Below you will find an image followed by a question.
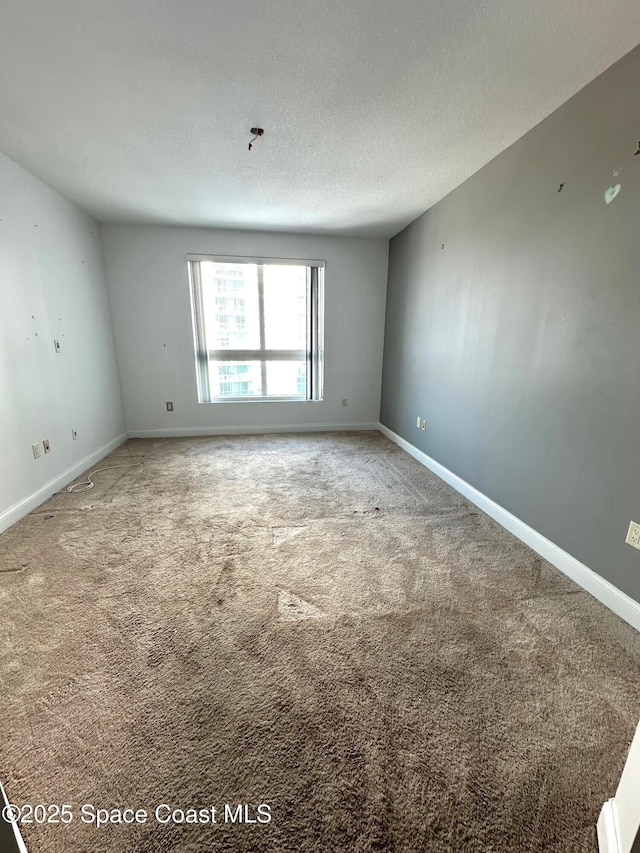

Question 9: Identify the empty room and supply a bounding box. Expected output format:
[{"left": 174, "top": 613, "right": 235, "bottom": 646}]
[{"left": 1, "top": 1, "right": 640, "bottom": 851}]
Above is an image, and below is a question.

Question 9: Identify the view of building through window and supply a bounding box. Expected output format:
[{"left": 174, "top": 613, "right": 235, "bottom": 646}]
[{"left": 189, "top": 258, "right": 323, "bottom": 401}]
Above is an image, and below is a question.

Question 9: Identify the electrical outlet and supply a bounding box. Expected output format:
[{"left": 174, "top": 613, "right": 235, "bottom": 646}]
[
  {"left": 166, "top": 401, "right": 174, "bottom": 412},
  {"left": 416, "top": 416, "right": 421, "bottom": 428},
  {"left": 421, "top": 419, "right": 426, "bottom": 430},
  {"left": 341, "top": 398, "right": 348, "bottom": 408},
  {"left": 626, "top": 521, "right": 640, "bottom": 550},
  {"left": 71, "top": 428, "right": 78, "bottom": 440},
  {"left": 32, "top": 443, "right": 41, "bottom": 459},
  {"left": 54, "top": 339, "right": 61, "bottom": 353},
  {"left": 43, "top": 438, "right": 51, "bottom": 453}
]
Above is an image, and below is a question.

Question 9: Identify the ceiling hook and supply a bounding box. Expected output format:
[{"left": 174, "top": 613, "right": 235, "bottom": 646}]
[{"left": 248, "top": 127, "right": 264, "bottom": 151}]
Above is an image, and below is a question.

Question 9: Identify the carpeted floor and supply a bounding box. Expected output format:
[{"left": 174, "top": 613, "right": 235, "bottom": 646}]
[{"left": 1, "top": 431, "right": 639, "bottom": 853}]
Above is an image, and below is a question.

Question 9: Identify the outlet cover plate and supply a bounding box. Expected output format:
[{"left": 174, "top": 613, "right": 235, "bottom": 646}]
[{"left": 626, "top": 521, "right": 640, "bottom": 550}]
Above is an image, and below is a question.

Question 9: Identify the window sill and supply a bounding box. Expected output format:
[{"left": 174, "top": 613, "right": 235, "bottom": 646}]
[{"left": 199, "top": 396, "right": 322, "bottom": 404}]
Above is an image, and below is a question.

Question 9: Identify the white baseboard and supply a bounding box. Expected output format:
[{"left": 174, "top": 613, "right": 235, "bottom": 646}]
[
  {"left": 128, "top": 422, "right": 379, "bottom": 438},
  {"left": 0, "top": 432, "right": 128, "bottom": 534},
  {"left": 598, "top": 800, "right": 621, "bottom": 853},
  {"left": 377, "top": 422, "right": 640, "bottom": 634}
]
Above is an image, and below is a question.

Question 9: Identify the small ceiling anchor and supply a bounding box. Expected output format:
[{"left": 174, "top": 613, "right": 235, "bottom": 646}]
[{"left": 248, "top": 127, "right": 264, "bottom": 151}]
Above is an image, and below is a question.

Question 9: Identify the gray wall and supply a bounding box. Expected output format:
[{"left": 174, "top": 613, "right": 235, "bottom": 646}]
[
  {"left": 380, "top": 45, "right": 640, "bottom": 602},
  {"left": 102, "top": 225, "right": 388, "bottom": 434}
]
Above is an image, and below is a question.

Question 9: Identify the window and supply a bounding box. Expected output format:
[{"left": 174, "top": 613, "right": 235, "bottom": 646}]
[{"left": 188, "top": 255, "right": 324, "bottom": 402}]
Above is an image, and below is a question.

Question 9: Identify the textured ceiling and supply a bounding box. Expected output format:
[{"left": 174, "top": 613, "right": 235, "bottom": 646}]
[{"left": 0, "top": 1, "right": 639, "bottom": 238}]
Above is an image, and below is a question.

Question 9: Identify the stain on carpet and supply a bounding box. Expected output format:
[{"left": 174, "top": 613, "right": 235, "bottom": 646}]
[{"left": 277, "top": 590, "right": 326, "bottom": 622}]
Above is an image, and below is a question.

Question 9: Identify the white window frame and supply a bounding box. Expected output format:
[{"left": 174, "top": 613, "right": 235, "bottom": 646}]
[{"left": 187, "top": 254, "right": 325, "bottom": 403}]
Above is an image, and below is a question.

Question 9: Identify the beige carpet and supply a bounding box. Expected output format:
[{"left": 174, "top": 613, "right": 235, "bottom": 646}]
[{"left": 1, "top": 431, "right": 639, "bottom": 853}]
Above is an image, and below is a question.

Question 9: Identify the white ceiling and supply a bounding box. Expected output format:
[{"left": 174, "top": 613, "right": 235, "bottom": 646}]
[{"left": 1, "top": 1, "right": 639, "bottom": 239}]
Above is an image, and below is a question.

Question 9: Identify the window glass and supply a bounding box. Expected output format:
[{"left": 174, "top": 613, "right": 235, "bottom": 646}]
[
  {"left": 201, "top": 263, "right": 260, "bottom": 350},
  {"left": 265, "top": 361, "right": 307, "bottom": 397},
  {"left": 210, "top": 361, "right": 262, "bottom": 397},
  {"left": 189, "top": 257, "right": 323, "bottom": 402},
  {"left": 263, "top": 265, "right": 307, "bottom": 350}
]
